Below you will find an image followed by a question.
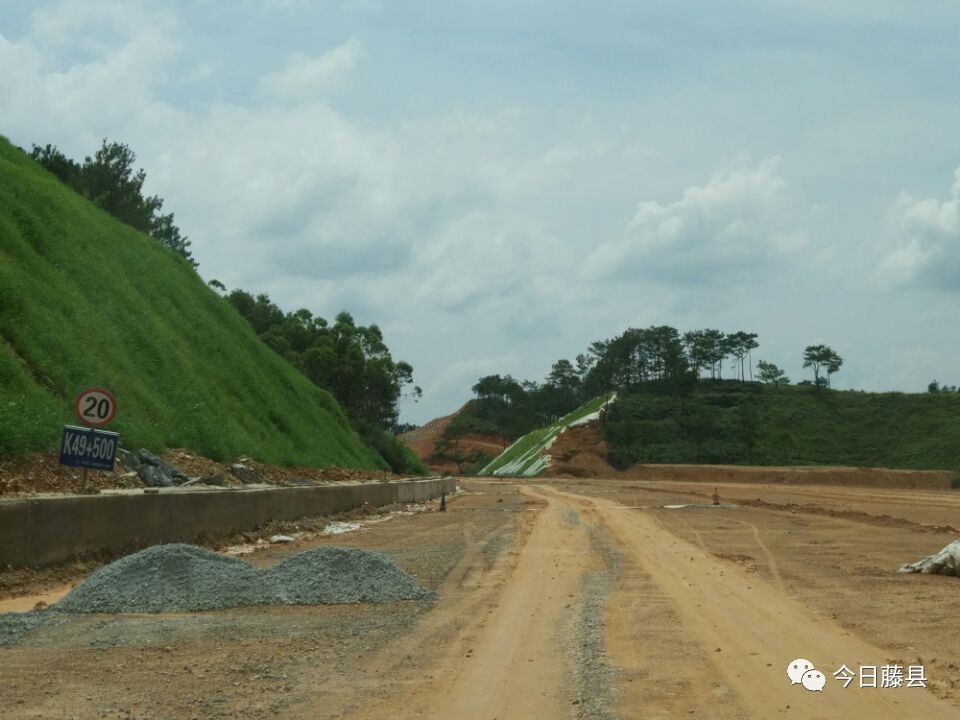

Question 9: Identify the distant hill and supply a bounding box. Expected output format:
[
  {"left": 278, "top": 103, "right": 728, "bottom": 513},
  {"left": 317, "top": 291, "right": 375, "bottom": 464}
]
[
  {"left": 399, "top": 405, "right": 467, "bottom": 460},
  {"left": 400, "top": 403, "right": 508, "bottom": 474},
  {"left": 475, "top": 382, "right": 960, "bottom": 477},
  {"left": 0, "top": 136, "right": 384, "bottom": 469},
  {"left": 604, "top": 381, "right": 960, "bottom": 472}
]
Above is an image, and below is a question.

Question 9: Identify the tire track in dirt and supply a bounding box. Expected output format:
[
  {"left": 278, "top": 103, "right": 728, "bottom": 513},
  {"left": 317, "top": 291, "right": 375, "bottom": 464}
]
[
  {"left": 282, "top": 505, "right": 530, "bottom": 720},
  {"left": 623, "top": 481, "right": 960, "bottom": 534},
  {"left": 336, "top": 487, "right": 595, "bottom": 720},
  {"left": 416, "top": 486, "right": 591, "bottom": 719},
  {"left": 730, "top": 518, "right": 788, "bottom": 594},
  {"left": 549, "top": 486, "right": 959, "bottom": 719}
]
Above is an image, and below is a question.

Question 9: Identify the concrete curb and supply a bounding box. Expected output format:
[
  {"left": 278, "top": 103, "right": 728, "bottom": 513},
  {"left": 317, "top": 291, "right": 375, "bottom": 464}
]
[{"left": 0, "top": 477, "right": 457, "bottom": 567}]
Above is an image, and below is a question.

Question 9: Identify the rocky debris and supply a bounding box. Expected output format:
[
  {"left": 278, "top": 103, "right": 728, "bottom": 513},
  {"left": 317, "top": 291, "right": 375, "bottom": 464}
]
[
  {"left": 1, "top": 449, "right": 412, "bottom": 497},
  {"left": 53, "top": 543, "right": 429, "bottom": 613},
  {"left": 199, "top": 472, "right": 226, "bottom": 486},
  {"left": 118, "top": 449, "right": 190, "bottom": 488},
  {"left": 322, "top": 521, "right": 362, "bottom": 535},
  {"left": 228, "top": 462, "right": 261, "bottom": 484},
  {"left": 0, "top": 452, "right": 143, "bottom": 495},
  {"left": 900, "top": 539, "right": 960, "bottom": 576}
]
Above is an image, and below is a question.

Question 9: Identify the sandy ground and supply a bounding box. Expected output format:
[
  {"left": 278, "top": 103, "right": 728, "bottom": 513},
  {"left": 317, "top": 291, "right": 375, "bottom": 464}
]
[{"left": 4, "top": 475, "right": 960, "bottom": 719}]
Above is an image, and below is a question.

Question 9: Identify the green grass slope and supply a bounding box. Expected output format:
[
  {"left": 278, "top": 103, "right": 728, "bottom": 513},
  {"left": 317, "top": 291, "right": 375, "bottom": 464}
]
[
  {"left": 479, "top": 394, "right": 614, "bottom": 476},
  {"left": 605, "top": 381, "right": 960, "bottom": 471},
  {"left": 0, "top": 136, "right": 384, "bottom": 468}
]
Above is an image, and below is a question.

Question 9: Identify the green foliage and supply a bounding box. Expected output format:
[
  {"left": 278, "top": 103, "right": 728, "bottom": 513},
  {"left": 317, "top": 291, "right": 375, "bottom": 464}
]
[
  {"left": 443, "top": 402, "right": 506, "bottom": 439},
  {"left": 30, "top": 140, "right": 196, "bottom": 267},
  {"left": 757, "top": 359, "right": 790, "bottom": 385},
  {"left": 223, "top": 292, "right": 425, "bottom": 474},
  {"left": 604, "top": 381, "right": 960, "bottom": 471},
  {"left": 465, "top": 453, "right": 495, "bottom": 475},
  {"left": 225, "top": 293, "right": 420, "bottom": 432},
  {"left": 0, "top": 136, "right": 383, "bottom": 469},
  {"left": 802, "top": 344, "right": 843, "bottom": 388},
  {"left": 353, "top": 420, "right": 429, "bottom": 475},
  {"left": 466, "top": 325, "right": 765, "bottom": 445}
]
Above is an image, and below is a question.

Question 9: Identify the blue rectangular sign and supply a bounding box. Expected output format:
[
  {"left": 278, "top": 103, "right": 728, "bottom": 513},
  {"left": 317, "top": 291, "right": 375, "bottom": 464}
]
[{"left": 59, "top": 425, "right": 120, "bottom": 471}]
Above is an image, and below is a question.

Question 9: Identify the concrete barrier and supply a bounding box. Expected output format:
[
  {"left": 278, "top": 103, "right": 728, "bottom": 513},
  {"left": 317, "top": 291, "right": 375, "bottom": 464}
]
[{"left": 0, "top": 477, "right": 457, "bottom": 567}]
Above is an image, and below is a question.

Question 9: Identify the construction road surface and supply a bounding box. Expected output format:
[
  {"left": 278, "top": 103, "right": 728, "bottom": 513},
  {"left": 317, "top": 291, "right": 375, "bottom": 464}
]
[{"left": 4, "top": 477, "right": 960, "bottom": 720}]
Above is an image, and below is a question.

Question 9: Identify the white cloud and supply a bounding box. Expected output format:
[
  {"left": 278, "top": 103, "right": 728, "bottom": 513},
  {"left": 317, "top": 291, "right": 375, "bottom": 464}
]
[
  {"left": 878, "top": 168, "right": 960, "bottom": 288},
  {"left": 0, "top": 2, "right": 178, "bottom": 152},
  {"left": 260, "top": 38, "right": 362, "bottom": 98},
  {"left": 29, "top": 0, "right": 175, "bottom": 49},
  {"left": 583, "top": 158, "right": 806, "bottom": 285},
  {"left": 6, "top": 0, "right": 960, "bottom": 424}
]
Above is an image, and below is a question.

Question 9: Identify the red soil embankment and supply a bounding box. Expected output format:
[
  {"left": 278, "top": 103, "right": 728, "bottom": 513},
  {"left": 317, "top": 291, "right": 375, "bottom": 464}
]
[{"left": 399, "top": 406, "right": 508, "bottom": 475}]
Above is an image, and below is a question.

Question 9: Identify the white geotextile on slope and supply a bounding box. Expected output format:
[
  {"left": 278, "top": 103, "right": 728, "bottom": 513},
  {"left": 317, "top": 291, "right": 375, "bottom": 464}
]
[
  {"left": 483, "top": 392, "right": 618, "bottom": 477},
  {"left": 900, "top": 539, "right": 960, "bottom": 576},
  {"left": 490, "top": 431, "right": 562, "bottom": 476},
  {"left": 567, "top": 393, "right": 617, "bottom": 428}
]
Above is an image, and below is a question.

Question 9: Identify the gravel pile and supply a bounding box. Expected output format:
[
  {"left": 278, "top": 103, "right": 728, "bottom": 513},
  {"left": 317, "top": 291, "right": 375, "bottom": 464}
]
[
  {"left": 56, "top": 545, "right": 258, "bottom": 613},
  {"left": 54, "top": 543, "right": 428, "bottom": 614},
  {"left": 265, "top": 546, "right": 429, "bottom": 604},
  {"left": 0, "top": 611, "right": 57, "bottom": 645}
]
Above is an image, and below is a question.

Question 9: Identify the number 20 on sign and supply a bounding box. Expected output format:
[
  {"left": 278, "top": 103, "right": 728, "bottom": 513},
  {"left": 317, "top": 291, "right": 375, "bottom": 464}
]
[
  {"left": 62, "top": 387, "right": 120, "bottom": 488},
  {"left": 74, "top": 387, "right": 117, "bottom": 427}
]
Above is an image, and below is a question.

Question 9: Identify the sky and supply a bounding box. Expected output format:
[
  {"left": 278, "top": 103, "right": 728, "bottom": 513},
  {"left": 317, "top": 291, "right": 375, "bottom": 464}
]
[{"left": 2, "top": 0, "right": 959, "bottom": 425}]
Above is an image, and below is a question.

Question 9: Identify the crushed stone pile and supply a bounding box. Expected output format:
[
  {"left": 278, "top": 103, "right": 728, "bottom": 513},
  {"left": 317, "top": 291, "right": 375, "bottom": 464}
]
[
  {"left": 55, "top": 545, "right": 259, "bottom": 613},
  {"left": 264, "top": 547, "right": 428, "bottom": 605},
  {"left": 0, "top": 611, "right": 57, "bottom": 646},
  {"left": 900, "top": 538, "right": 960, "bottom": 576},
  {"left": 54, "top": 543, "right": 429, "bottom": 614}
]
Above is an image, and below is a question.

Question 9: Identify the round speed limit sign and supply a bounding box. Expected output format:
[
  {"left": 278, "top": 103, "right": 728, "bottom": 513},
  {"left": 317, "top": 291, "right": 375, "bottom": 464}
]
[{"left": 74, "top": 387, "right": 117, "bottom": 427}]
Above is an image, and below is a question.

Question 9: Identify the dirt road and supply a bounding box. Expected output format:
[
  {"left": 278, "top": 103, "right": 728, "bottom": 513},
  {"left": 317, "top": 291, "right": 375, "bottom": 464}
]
[
  {"left": 340, "top": 483, "right": 959, "bottom": 719},
  {"left": 4, "top": 478, "right": 960, "bottom": 719},
  {"left": 555, "top": 486, "right": 957, "bottom": 719}
]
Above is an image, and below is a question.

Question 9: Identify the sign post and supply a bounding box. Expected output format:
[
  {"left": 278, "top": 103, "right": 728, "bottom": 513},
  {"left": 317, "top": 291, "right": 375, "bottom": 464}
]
[{"left": 60, "top": 387, "right": 119, "bottom": 493}]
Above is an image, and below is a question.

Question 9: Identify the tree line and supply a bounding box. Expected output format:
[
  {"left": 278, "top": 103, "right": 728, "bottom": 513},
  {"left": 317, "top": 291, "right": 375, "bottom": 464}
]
[
  {"left": 222, "top": 289, "right": 420, "bottom": 430},
  {"left": 465, "top": 325, "right": 844, "bottom": 440},
  {"left": 29, "top": 141, "right": 196, "bottom": 267},
  {"left": 217, "top": 288, "right": 422, "bottom": 472},
  {"left": 928, "top": 381, "right": 960, "bottom": 394},
  {"left": 25, "top": 139, "right": 422, "bottom": 472}
]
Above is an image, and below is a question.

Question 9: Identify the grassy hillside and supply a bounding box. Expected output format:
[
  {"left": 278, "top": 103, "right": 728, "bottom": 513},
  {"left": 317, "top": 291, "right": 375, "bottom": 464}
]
[
  {"left": 0, "top": 136, "right": 384, "bottom": 469},
  {"left": 479, "top": 394, "right": 614, "bottom": 476},
  {"left": 605, "top": 381, "right": 960, "bottom": 471}
]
